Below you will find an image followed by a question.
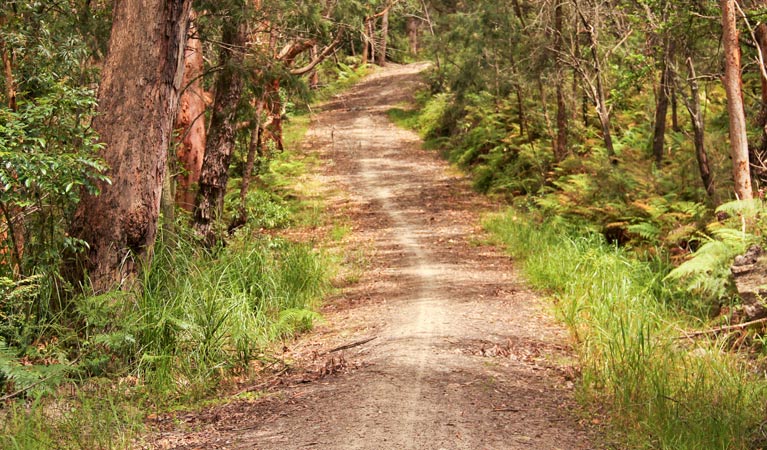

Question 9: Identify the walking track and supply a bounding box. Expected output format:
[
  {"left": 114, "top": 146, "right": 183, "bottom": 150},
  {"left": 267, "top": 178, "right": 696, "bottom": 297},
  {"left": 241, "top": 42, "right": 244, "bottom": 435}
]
[{"left": 149, "top": 63, "right": 594, "bottom": 450}]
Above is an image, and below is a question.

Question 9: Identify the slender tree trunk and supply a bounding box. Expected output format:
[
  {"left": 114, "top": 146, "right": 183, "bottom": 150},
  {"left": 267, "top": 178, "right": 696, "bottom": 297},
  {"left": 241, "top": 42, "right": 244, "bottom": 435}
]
[
  {"left": 231, "top": 99, "right": 265, "bottom": 231},
  {"left": 538, "top": 77, "right": 554, "bottom": 143},
  {"left": 368, "top": 19, "right": 376, "bottom": 64},
  {"left": 0, "top": 36, "right": 17, "bottom": 112},
  {"left": 684, "top": 58, "right": 717, "bottom": 202},
  {"left": 69, "top": 0, "right": 192, "bottom": 293},
  {"left": 265, "top": 79, "right": 284, "bottom": 152},
  {"left": 671, "top": 83, "right": 680, "bottom": 132},
  {"left": 0, "top": 20, "right": 24, "bottom": 272},
  {"left": 361, "top": 18, "right": 371, "bottom": 65},
  {"left": 193, "top": 22, "right": 248, "bottom": 245},
  {"left": 309, "top": 44, "right": 320, "bottom": 89},
  {"left": 652, "top": 40, "right": 674, "bottom": 166},
  {"left": 754, "top": 22, "right": 767, "bottom": 181},
  {"left": 407, "top": 17, "right": 419, "bottom": 55},
  {"left": 721, "top": 0, "right": 753, "bottom": 200},
  {"left": 585, "top": 27, "right": 615, "bottom": 159},
  {"left": 377, "top": 8, "right": 389, "bottom": 66},
  {"left": 554, "top": 1, "right": 568, "bottom": 162},
  {"left": 516, "top": 85, "right": 526, "bottom": 138},
  {"left": 174, "top": 11, "right": 206, "bottom": 211}
]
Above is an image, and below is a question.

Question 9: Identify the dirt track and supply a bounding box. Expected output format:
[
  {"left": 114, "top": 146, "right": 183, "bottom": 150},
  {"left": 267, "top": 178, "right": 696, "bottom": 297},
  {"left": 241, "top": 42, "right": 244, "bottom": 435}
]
[{"left": 149, "top": 63, "right": 594, "bottom": 450}]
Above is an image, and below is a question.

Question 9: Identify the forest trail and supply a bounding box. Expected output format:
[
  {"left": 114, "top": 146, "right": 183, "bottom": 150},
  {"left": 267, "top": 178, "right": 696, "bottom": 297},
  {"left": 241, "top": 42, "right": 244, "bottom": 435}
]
[{"left": 150, "top": 64, "right": 594, "bottom": 450}]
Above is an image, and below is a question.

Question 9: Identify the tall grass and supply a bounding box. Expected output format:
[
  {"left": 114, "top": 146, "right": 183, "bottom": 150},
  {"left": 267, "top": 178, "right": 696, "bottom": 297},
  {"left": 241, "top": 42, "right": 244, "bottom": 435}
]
[
  {"left": 485, "top": 210, "right": 767, "bottom": 449},
  {"left": 136, "top": 228, "right": 327, "bottom": 398}
]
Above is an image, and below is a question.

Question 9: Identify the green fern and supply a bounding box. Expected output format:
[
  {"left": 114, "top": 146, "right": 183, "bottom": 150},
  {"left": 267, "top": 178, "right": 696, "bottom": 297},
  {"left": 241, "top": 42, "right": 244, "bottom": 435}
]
[
  {"left": 665, "top": 228, "right": 756, "bottom": 301},
  {"left": 627, "top": 222, "right": 661, "bottom": 241}
]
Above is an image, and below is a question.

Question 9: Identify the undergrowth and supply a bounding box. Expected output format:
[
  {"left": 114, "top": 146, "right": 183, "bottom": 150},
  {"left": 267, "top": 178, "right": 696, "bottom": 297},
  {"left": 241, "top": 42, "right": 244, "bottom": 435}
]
[
  {"left": 1, "top": 93, "right": 334, "bottom": 447},
  {"left": 485, "top": 211, "right": 767, "bottom": 449}
]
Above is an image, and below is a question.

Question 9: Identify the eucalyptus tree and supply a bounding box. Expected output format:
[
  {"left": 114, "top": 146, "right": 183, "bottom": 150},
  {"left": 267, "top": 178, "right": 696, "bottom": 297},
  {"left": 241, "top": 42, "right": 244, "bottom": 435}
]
[
  {"left": 720, "top": 0, "right": 753, "bottom": 200},
  {"left": 68, "top": 0, "right": 193, "bottom": 293}
]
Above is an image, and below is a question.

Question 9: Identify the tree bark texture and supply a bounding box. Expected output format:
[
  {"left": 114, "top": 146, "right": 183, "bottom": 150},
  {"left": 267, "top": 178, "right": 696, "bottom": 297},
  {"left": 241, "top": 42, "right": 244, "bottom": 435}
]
[
  {"left": 193, "top": 21, "right": 248, "bottom": 245},
  {"left": 174, "top": 11, "right": 206, "bottom": 211},
  {"left": 721, "top": 0, "right": 753, "bottom": 200},
  {"left": 69, "top": 0, "right": 192, "bottom": 293}
]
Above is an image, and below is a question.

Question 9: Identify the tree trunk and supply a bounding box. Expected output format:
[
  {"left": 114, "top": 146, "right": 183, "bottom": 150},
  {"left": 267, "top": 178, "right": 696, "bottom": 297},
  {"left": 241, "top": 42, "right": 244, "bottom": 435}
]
[
  {"left": 193, "top": 22, "right": 248, "bottom": 245},
  {"left": 0, "top": 19, "right": 24, "bottom": 273},
  {"left": 516, "top": 84, "right": 526, "bottom": 138},
  {"left": 721, "top": 0, "right": 753, "bottom": 200},
  {"left": 368, "top": 18, "right": 377, "bottom": 64},
  {"left": 554, "top": 1, "right": 568, "bottom": 162},
  {"left": 407, "top": 16, "right": 419, "bottom": 55},
  {"left": 671, "top": 83, "right": 680, "bottom": 132},
  {"left": 69, "top": 0, "right": 192, "bottom": 293},
  {"left": 0, "top": 34, "right": 17, "bottom": 112},
  {"left": 377, "top": 8, "right": 389, "bottom": 66},
  {"left": 309, "top": 44, "right": 320, "bottom": 89},
  {"left": 361, "top": 18, "right": 371, "bottom": 65},
  {"left": 237, "top": 100, "right": 265, "bottom": 223},
  {"left": 652, "top": 40, "right": 674, "bottom": 166},
  {"left": 265, "top": 79, "right": 285, "bottom": 152},
  {"left": 174, "top": 11, "right": 206, "bottom": 212},
  {"left": 684, "top": 58, "right": 717, "bottom": 202},
  {"left": 754, "top": 22, "right": 767, "bottom": 181}
]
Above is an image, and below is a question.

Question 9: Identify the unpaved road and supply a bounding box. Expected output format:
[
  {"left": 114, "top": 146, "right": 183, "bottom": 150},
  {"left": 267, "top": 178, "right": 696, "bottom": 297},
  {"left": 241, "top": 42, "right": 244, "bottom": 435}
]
[{"left": 149, "top": 63, "right": 594, "bottom": 449}]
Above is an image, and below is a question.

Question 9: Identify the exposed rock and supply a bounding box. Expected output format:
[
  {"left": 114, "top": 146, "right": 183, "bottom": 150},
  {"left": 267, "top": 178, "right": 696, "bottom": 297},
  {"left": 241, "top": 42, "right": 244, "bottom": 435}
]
[{"left": 731, "top": 245, "right": 767, "bottom": 320}]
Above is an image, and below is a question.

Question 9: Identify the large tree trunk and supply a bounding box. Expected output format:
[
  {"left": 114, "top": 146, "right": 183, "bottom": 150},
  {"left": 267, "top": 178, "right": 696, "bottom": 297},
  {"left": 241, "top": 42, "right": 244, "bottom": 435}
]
[
  {"left": 174, "top": 11, "right": 206, "bottom": 212},
  {"left": 68, "top": 0, "right": 191, "bottom": 293},
  {"left": 721, "top": 0, "right": 753, "bottom": 200},
  {"left": 652, "top": 40, "right": 674, "bottom": 166},
  {"left": 193, "top": 22, "right": 248, "bottom": 245},
  {"left": 377, "top": 9, "right": 389, "bottom": 66}
]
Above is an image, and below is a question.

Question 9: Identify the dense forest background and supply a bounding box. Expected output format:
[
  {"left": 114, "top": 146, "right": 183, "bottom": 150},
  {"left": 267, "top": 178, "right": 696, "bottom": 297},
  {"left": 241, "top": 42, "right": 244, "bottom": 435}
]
[{"left": 3, "top": 0, "right": 767, "bottom": 448}]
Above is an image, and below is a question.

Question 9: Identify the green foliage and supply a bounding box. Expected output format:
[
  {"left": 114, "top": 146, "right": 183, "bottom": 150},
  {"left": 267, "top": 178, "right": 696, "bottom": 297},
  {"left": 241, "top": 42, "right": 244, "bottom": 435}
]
[
  {"left": 135, "top": 230, "right": 328, "bottom": 398},
  {"left": 666, "top": 199, "right": 767, "bottom": 303},
  {"left": 0, "top": 388, "right": 144, "bottom": 450},
  {"left": 485, "top": 210, "right": 767, "bottom": 449}
]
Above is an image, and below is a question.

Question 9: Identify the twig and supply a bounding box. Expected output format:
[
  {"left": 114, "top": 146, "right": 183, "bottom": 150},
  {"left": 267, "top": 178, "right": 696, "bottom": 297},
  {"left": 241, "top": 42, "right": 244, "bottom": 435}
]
[
  {"left": 678, "top": 317, "right": 767, "bottom": 339},
  {"left": 491, "top": 407, "right": 520, "bottom": 412},
  {"left": 235, "top": 367, "right": 290, "bottom": 396},
  {"left": 327, "top": 337, "right": 377, "bottom": 354}
]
